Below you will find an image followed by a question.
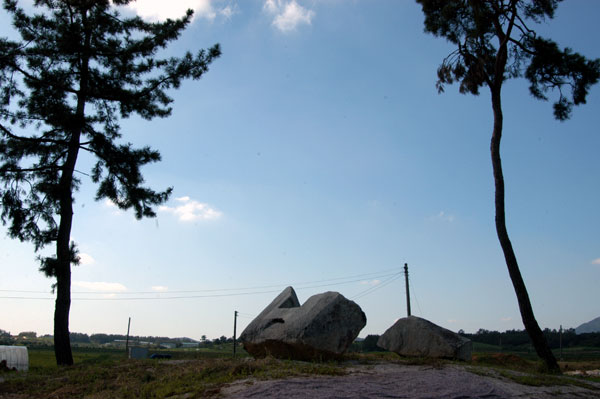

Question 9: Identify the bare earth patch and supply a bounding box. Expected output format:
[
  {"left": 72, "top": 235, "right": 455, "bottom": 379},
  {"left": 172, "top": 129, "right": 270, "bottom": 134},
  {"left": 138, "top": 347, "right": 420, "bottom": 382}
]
[{"left": 220, "top": 363, "right": 600, "bottom": 399}]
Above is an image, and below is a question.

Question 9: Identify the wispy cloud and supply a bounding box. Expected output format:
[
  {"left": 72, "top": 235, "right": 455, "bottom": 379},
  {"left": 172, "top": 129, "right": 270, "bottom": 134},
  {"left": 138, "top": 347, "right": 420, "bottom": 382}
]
[
  {"left": 159, "top": 196, "right": 222, "bottom": 222},
  {"left": 591, "top": 258, "right": 600, "bottom": 265},
  {"left": 103, "top": 199, "right": 122, "bottom": 215},
  {"left": 151, "top": 286, "right": 169, "bottom": 292},
  {"left": 219, "top": 4, "right": 237, "bottom": 20},
  {"left": 428, "top": 211, "right": 455, "bottom": 223},
  {"left": 501, "top": 317, "right": 512, "bottom": 322},
  {"left": 73, "top": 281, "right": 127, "bottom": 292},
  {"left": 264, "top": 0, "right": 314, "bottom": 32},
  {"left": 360, "top": 279, "right": 381, "bottom": 286},
  {"left": 447, "top": 319, "right": 458, "bottom": 324},
  {"left": 78, "top": 253, "right": 95, "bottom": 266},
  {"left": 127, "top": 0, "right": 229, "bottom": 22}
]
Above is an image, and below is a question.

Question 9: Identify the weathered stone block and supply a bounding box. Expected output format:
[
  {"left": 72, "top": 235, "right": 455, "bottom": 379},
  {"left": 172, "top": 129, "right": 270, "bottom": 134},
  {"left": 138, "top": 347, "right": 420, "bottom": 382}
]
[
  {"left": 377, "top": 316, "right": 472, "bottom": 361},
  {"left": 240, "top": 286, "right": 366, "bottom": 360}
]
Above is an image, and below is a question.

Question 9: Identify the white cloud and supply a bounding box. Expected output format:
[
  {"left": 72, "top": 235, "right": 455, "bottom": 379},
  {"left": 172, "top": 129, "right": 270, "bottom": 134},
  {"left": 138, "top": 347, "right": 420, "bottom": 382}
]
[
  {"left": 103, "top": 199, "right": 123, "bottom": 216},
  {"left": 264, "top": 0, "right": 314, "bottom": 32},
  {"left": 159, "top": 196, "right": 222, "bottom": 222},
  {"left": 447, "top": 319, "right": 458, "bottom": 324},
  {"left": 127, "top": 0, "right": 218, "bottom": 22},
  {"left": 152, "top": 286, "right": 169, "bottom": 292},
  {"left": 429, "top": 211, "right": 455, "bottom": 223},
  {"left": 103, "top": 199, "right": 116, "bottom": 208},
  {"left": 501, "top": 317, "right": 512, "bottom": 322},
  {"left": 264, "top": 0, "right": 278, "bottom": 14},
  {"left": 219, "top": 4, "right": 237, "bottom": 19},
  {"left": 73, "top": 281, "right": 127, "bottom": 292},
  {"left": 78, "top": 253, "right": 95, "bottom": 266},
  {"left": 591, "top": 258, "right": 600, "bottom": 265}
]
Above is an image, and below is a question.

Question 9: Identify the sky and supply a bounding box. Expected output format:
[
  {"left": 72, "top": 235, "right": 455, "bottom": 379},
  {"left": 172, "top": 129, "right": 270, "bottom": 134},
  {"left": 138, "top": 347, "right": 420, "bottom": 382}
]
[{"left": 1, "top": 0, "right": 599, "bottom": 341}]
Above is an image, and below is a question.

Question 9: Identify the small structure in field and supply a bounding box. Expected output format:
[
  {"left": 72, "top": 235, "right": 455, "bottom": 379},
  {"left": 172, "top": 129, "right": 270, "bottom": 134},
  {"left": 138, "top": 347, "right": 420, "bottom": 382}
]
[
  {"left": 0, "top": 346, "right": 29, "bottom": 371},
  {"left": 128, "top": 346, "right": 149, "bottom": 359}
]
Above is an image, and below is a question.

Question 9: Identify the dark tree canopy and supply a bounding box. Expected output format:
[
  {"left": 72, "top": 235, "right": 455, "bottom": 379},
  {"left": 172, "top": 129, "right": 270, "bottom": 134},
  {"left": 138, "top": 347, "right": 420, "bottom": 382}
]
[
  {"left": 0, "top": 0, "right": 221, "bottom": 254},
  {"left": 416, "top": 0, "right": 599, "bottom": 373},
  {"left": 419, "top": 0, "right": 599, "bottom": 120},
  {"left": 0, "top": 0, "right": 220, "bottom": 365}
]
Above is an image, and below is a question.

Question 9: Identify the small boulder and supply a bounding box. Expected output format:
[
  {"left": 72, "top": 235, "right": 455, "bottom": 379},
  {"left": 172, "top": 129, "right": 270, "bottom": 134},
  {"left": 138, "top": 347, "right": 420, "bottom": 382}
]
[
  {"left": 240, "top": 286, "right": 366, "bottom": 360},
  {"left": 377, "top": 316, "right": 472, "bottom": 361}
]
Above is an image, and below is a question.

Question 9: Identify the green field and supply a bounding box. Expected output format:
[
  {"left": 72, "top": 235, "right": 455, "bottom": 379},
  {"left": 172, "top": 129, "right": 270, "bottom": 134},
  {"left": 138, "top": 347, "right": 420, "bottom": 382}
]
[
  {"left": 1, "top": 346, "right": 344, "bottom": 398},
  {"left": 472, "top": 342, "right": 600, "bottom": 362},
  {"left": 24, "top": 344, "right": 250, "bottom": 371},
  {"left": 1, "top": 346, "right": 599, "bottom": 398}
]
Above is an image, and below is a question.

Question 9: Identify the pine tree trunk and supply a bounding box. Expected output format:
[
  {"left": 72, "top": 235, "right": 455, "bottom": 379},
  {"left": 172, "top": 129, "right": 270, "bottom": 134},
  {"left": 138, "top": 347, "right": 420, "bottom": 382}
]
[
  {"left": 490, "top": 87, "right": 560, "bottom": 373},
  {"left": 52, "top": 8, "right": 91, "bottom": 366},
  {"left": 53, "top": 131, "right": 80, "bottom": 366},
  {"left": 53, "top": 260, "right": 73, "bottom": 366}
]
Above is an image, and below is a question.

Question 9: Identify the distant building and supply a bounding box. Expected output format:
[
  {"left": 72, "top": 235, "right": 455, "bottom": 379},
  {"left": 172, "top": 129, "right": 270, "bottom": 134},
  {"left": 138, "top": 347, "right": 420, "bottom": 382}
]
[
  {"left": 181, "top": 342, "right": 199, "bottom": 348},
  {"left": 129, "top": 347, "right": 148, "bottom": 359},
  {"left": 159, "top": 343, "right": 176, "bottom": 349},
  {"left": 110, "top": 340, "right": 153, "bottom": 347}
]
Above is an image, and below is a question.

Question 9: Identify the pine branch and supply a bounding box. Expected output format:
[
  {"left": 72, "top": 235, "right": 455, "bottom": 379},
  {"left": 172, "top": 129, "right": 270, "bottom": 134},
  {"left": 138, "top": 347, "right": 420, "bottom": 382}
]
[{"left": 0, "top": 123, "right": 67, "bottom": 145}]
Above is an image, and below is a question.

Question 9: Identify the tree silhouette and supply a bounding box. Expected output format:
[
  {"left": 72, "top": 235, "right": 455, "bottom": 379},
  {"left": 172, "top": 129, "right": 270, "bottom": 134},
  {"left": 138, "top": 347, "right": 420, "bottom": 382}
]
[
  {"left": 415, "top": 0, "right": 599, "bottom": 372},
  {"left": 0, "top": 0, "right": 220, "bottom": 365}
]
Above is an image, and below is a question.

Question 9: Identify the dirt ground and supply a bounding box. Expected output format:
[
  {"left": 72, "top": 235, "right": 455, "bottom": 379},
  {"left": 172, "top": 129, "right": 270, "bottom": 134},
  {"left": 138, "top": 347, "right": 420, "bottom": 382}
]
[{"left": 220, "top": 363, "right": 600, "bottom": 399}]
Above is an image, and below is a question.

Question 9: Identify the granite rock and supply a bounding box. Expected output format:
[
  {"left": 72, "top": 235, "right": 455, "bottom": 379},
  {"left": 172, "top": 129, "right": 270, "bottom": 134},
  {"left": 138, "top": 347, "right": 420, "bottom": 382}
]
[
  {"left": 377, "top": 316, "right": 472, "bottom": 361},
  {"left": 240, "top": 286, "right": 366, "bottom": 360}
]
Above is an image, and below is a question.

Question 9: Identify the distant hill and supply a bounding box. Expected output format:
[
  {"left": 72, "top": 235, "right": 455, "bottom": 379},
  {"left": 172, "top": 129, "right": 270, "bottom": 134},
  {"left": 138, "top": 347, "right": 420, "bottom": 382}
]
[{"left": 576, "top": 316, "right": 600, "bottom": 334}]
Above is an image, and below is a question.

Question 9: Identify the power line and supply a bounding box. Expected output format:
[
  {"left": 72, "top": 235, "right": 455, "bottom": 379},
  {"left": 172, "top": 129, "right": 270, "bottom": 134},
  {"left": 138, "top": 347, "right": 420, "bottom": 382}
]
[
  {"left": 0, "top": 270, "right": 403, "bottom": 301},
  {"left": 350, "top": 272, "right": 403, "bottom": 301},
  {"left": 409, "top": 275, "right": 423, "bottom": 316},
  {"left": 0, "top": 289, "right": 284, "bottom": 301},
  {"left": 0, "top": 267, "right": 401, "bottom": 295},
  {"left": 0, "top": 296, "right": 53, "bottom": 300},
  {"left": 236, "top": 312, "right": 256, "bottom": 319}
]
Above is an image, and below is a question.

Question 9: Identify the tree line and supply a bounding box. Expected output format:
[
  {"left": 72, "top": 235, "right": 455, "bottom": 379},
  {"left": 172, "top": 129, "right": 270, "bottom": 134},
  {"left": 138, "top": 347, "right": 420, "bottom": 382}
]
[
  {"left": 0, "top": 329, "right": 234, "bottom": 347},
  {"left": 460, "top": 329, "right": 600, "bottom": 349},
  {"left": 5, "top": 327, "right": 600, "bottom": 351},
  {"left": 350, "top": 330, "right": 600, "bottom": 353}
]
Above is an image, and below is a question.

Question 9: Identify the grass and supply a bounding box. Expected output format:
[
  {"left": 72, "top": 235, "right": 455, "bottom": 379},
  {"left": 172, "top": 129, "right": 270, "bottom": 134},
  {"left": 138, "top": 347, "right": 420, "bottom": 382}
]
[
  {"left": 471, "top": 342, "right": 600, "bottom": 362},
  {"left": 2, "top": 347, "right": 599, "bottom": 398},
  {"left": 467, "top": 352, "right": 600, "bottom": 391},
  {"left": 496, "top": 369, "right": 599, "bottom": 390},
  {"left": 471, "top": 353, "right": 538, "bottom": 372},
  {"left": 345, "top": 351, "right": 450, "bottom": 369},
  {"left": 0, "top": 348, "right": 347, "bottom": 398},
  {"left": 26, "top": 347, "right": 125, "bottom": 372}
]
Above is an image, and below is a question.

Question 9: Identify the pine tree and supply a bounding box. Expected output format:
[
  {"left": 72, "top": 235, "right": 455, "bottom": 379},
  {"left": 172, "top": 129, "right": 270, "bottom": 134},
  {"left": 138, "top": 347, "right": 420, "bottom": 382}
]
[
  {"left": 416, "top": 0, "right": 599, "bottom": 372},
  {"left": 0, "top": 0, "right": 221, "bottom": 365}
]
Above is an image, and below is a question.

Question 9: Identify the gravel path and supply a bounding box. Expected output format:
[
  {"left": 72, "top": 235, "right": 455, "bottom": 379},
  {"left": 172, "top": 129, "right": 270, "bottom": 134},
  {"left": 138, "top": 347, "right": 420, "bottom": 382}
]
[{"left": 220, "top": 363, "right": 600, "bottom": 399}]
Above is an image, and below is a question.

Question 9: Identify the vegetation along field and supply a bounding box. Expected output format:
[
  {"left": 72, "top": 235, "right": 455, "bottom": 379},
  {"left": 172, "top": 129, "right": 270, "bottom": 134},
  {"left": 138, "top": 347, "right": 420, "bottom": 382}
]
[{"left": 1, "top": 342, "right": 600, "bottom": 398}]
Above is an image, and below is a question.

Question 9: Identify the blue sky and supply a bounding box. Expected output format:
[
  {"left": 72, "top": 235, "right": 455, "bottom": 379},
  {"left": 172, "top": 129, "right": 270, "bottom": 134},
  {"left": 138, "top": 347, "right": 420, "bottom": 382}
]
[{"left": 1, "top": 0, "right": 599, "bottom": 341}]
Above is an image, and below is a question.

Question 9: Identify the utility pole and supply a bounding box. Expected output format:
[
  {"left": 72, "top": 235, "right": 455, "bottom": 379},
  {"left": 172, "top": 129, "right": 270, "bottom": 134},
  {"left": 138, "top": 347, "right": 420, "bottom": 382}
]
[
  {"left": 404, "top": 263, "right": 411, "bottom": 317},
  {"left": 233, "top": 311, "right": 238, "bottom": 358},
  {"left": 560, "top": 325, "right": 563, "bottom": 361},
  {"left": 125, "top": 317, "right": 131, "bottom": 358}
]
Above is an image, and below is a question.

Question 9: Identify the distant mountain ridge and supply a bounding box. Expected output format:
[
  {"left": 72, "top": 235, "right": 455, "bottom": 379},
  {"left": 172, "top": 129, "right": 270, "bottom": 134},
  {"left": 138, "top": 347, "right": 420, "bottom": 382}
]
[{"left": 576, "top": 316, "right": 600, "bottom": 334}]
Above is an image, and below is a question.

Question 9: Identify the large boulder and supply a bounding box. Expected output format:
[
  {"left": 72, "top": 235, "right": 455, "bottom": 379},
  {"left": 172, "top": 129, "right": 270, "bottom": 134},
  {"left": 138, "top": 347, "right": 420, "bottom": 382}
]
[
  {"left": 240, "top": 286, "right": 366, "bottom": 360},
  {"left": 377, "top": 316, "right": 472, "bottom": 361}
]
